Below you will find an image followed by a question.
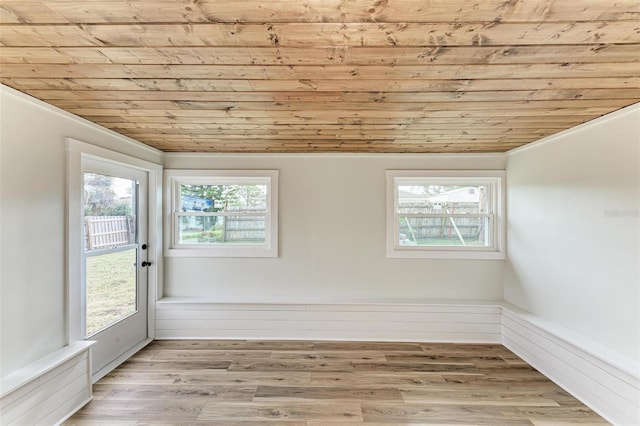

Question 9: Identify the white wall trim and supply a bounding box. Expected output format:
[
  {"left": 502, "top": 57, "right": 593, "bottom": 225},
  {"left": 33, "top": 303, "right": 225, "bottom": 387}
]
[
  {"left": 506, "top": 102, "right": 640, "bottom": 156},
  {"left": 501, "top": 304, "right": 640, "bottom": 426},
  {"left": 164, "top": 169, "right": 279, "bottom": 258},
  {"left": 385, "top": 170, "right": 506, "bottom": 260},
  {"left": 0, "top": 341, "right": 94, "bottom": 426},
  {"left": 66, "top": 139, "right": 163, "bottom": 345}
]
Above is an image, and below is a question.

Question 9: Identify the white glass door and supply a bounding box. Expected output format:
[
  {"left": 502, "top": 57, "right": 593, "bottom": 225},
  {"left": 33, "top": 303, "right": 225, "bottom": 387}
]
[{"left": 82, "top": 159, "right": 148, "bottom": 378}]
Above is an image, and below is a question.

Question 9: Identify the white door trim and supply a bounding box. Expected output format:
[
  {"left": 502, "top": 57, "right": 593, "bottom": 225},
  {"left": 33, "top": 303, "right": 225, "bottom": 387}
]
[{"left": 66, "top": 138, "right": 162, "bottom": 356}]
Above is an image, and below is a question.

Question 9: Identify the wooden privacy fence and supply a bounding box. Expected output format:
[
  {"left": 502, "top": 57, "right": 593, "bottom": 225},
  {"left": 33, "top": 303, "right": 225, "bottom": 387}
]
[
  {"left": 400, "top": 216, "right": 482, "bottom": 240},
  {"left": 224, "top": 216, "right": 265, "bottom": 243},
  {"left": 85, "top": 216, "right": 132, "bottom": 250},
  {"left": 399, "top": 203, "right": 483, "bottom": 242}
]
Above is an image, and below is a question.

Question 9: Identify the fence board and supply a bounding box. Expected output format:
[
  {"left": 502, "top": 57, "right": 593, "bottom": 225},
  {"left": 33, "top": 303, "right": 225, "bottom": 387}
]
[{"left": 85, "top": 216, "right": 131, "bottom": 249}]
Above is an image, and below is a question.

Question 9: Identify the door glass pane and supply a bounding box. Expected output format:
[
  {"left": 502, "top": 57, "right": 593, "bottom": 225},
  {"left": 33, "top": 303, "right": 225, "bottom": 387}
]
[
  {"left": 83, "top": 172, "right": 138, "bottom": 337},
  {"left": 85, "top": 248, "right": 137, "bottom": 336}
]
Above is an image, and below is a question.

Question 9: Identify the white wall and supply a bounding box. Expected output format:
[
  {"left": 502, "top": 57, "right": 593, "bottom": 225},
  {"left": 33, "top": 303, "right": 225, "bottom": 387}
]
[
  {"left": 504, "top": 104, "right": 640, "bottom": 363},
  {"left": 0, "top": 85, "right": 162, "bottom": 378},
  {"left": 163, "top": 154, "right": 506, "bottom": 301}
]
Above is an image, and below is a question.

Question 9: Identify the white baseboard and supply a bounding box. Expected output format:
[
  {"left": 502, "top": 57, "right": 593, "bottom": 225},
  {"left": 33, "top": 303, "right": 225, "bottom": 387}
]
[
  {"left": 155, "top": 298, "right": 503, "bottom": 343},
  {"left": 501, "top": 305, "right": 640, "bottom": 426},
  {"left": 0, "top": 341, "right": 94, "bottom": 426}
]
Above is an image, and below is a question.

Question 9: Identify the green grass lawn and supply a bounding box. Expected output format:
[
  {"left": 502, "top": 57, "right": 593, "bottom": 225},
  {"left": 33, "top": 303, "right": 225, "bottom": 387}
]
[{"left": 85, "top": 249, "right": 137, "bottom": 336}]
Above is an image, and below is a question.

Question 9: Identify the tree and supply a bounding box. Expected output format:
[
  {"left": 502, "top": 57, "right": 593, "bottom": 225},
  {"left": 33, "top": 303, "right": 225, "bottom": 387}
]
[
  {"left": 180, "top": 185, "right": 238, "bottom": 212},
  {"left": 180, "top": 184, "right": 240, "bottom": 232},
  {"left": 84, "top": 173, "right": 117, "bottom": 216},
  {"left": 236, "top": 185, "right": 266, "bottom": 210},
  {"left": 84, "top": 174, "right": 133, "bottom": 217}
]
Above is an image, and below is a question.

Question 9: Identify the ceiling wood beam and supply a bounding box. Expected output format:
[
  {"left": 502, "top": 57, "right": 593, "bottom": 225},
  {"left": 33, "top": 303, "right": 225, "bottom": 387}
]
[
  {"left": 2, "top": 22, "right": 639, "bottom": 48},
  {"left": 2, "top": 0, "right": 638, "bottom": 24}
]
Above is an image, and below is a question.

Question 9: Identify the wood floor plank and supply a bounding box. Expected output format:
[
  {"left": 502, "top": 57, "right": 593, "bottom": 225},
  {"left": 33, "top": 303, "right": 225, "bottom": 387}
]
[
  {"left": 149, "top": 340, "right": 316, "bottom": 351},
  {"left": 361, "top": 403, "right": 535, "bottom": 425},
  {"left": 270, "top": 350, "right": 387, "bottom": 362},
  {"left": 64, "top": 421, "right": 136, "bottom": 426},
  {"left": 311, "top": 341, "right": 423, "bottom": 351},
  {"left": 197, "top": 401, "right": 363, "bottom": 422},
  {"left": 134, "top": 422, "right": 306, "bottom": 426},
  {"left": 144, "top": 349, "right": 273, "bottom": 361},
  {"left": 117, "top": 359, "right": 232, "bottom": 371},
  {"left": 385, "top": 352, "right": 496, "bottom": 364},
  {"left": 254, "top": 385, "right": 403, "bottom": 402},
  {"left": 419, "top": 343, "right": 507, "bottom": 353},
  {"left": 66, "top": 340, "right": 607, "bottom": 425},
  {"left": 441, "top": 371, "right": 555, "bottom": 384},
  {"left": 95, "top": 383, "right": 257, "bottom": 402},
  {"left": 98, "top": 371, "right": 184, "bottom": 385},
  {"left": 400, "top": 388, "right": 562, "bottom": 407},
  {"left": 352, "top": 361, "right": 498, "bottom": 374},
  {"left": 69, "top": 399, "right": 206, "bottom": 421},
  {"left": 228, "top": 359, "right": 355, "bottom": 373},
  {"left": 171, "top": 371, "right": 311, "bottom": 386},
  {"left": 520, "top": 406, "right": 610, "bottom": 424},
  {"left": 310, "top": 372, "right": 448, "bottom": 387}
]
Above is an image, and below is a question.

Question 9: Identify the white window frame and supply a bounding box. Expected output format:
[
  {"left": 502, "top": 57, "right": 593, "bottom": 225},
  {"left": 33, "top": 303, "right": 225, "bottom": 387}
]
[
  {"left": 67, "top": 138, "right": 162, "bottom": 344},
  {"left": 165, "top": 169, "right": 278, "bottom": 258},
  {"left": 386, "top": 170, "right": 505, "bottom": 260}
]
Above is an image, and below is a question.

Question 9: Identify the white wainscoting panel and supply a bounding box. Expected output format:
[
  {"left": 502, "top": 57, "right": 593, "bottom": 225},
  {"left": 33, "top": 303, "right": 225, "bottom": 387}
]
[
  {"left": 0, "top": 341, "right": 94, "bottom": 426},
  {"left": 501, "top": 305, "right": 640, "bottom": 426},
  {"left": 155, "top": 298, "right": 502, "bottom": 343}
]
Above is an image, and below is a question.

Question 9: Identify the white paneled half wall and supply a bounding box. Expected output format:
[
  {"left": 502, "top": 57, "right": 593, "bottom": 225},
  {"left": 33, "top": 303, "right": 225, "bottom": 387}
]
[{"left": 156, "top": 298, "right": 503, "bottom": 342}]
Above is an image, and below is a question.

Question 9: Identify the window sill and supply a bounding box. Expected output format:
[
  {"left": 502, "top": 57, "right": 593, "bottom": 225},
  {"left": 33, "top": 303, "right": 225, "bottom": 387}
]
[
  {"left": 386, "top": 248, "right": 505, "bottom": 260},
  {"left": 165, "top": 247, "right": 277, "bottom": 258}
]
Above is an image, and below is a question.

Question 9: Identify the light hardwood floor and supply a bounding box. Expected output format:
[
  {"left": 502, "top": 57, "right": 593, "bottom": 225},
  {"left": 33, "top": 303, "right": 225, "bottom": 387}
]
[{"left": 65, "top": 340, "right": 608, "bottom": 425}]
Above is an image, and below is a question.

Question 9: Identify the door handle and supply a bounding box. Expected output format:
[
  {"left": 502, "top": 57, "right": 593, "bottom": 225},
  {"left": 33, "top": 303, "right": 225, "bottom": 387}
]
[{"left": 141, "top": 261, "right": 152, "bottom": 267}]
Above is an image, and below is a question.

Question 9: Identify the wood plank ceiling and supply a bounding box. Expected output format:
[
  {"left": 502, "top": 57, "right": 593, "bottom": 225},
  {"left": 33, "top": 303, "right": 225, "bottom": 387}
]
[{"left": 1, "top": 0, "right": 639, "bottom": 153}]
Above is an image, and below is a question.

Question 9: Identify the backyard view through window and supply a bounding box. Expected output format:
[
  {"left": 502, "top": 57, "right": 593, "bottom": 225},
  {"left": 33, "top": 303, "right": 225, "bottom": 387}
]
[
  {"left": 83, "top": 172, "right": 137, "bottom": 337},
  {"left": 178, "top": 183, "right": 268, "bottom": 245},
  {"left": 397, "top": 183, "right": 491, "bottom": 247},
  {"left": 387, "top": 171, "right": 504, "bottom": 259}
]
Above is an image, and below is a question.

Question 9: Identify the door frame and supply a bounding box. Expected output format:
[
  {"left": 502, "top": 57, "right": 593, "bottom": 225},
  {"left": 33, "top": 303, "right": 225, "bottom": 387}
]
[{"left": 66, "top": 138, "right": 162, "bottom": 381}]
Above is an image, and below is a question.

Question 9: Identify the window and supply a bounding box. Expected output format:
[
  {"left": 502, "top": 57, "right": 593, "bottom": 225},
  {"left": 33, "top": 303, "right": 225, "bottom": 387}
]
[
  {"left": 386, "top": 170, "right": 505, "bottom": 259},
  {"left": 165, "top": 170, "right": 278, "bottom": 257}
]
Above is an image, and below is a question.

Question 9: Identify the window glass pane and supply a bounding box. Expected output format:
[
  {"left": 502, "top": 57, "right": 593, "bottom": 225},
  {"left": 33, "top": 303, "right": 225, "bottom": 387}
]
[
  {"left": 398, "top": 216, "right": 490, "bottom": 247},
  {"left": 178, "top": 215, "right": 266, "bottom": 245},
  {"left": 84, "top": 173, "right": 136, "bottom": 250},
  {"left": 180, "top": 184, "right": 267, "bottom": 213},
  {"left": 398, "top": 184, "right": 489, "bottom": 214},
  {"left": 83, "top": 172, "right": 138, "bottom": 337}
]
